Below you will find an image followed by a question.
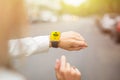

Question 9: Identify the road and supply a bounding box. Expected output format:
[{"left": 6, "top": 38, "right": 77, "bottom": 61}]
[{"left": 19, "top": 18, "right": 120, "bottom": 80}]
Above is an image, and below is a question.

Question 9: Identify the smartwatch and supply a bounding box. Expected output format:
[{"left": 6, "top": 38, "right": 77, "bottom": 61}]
[{"left": 50, "top": 31, "right": 61, "bottom": 48}]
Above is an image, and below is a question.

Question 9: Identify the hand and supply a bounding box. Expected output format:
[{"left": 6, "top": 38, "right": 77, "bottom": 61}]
[
  {"left": 55, "top": 55, "right": 81, "bottom": 80},
  {"left": 59, "top": 31, "right": 88, "bottom": 51}
]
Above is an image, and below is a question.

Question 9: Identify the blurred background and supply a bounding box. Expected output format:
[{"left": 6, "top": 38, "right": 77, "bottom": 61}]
[{"left": 18, "top": 0, "right": 120, "bottom": 80}]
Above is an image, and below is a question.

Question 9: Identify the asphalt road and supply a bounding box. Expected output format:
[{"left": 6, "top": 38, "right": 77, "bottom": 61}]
[{"left": 19, "top": 18, "right": 120, "bottom": 80}]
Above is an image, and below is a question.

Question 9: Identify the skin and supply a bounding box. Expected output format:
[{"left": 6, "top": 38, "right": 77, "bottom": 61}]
[
  {"left": 50, "top": 31, "right": 88, "bottom": 51},
  {"left": 55, "top": 55, "right": 81, "bottom": 80}
]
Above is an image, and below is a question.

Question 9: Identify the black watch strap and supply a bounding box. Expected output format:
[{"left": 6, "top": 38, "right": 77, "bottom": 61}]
[{"left": 51, "top": 41, "right": 59, "bottom": 48}]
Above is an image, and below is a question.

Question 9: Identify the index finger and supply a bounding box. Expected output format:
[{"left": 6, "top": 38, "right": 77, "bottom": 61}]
[{"left": 60, "top": 55, "right": 66, "bottom": 71}]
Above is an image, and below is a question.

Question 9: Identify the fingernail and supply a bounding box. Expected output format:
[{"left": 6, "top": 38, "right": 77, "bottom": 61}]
[
  {"left": 84, "top": 43, "right": 88, "bottom": 47},
  {"left": 81, "top": 45, "right": 88, "bottom": 49},
  {"left": 62, "top": 55, "right": 65, "bottom": 59}
]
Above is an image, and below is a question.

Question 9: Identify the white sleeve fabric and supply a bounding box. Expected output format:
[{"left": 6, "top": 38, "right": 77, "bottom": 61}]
[
  {"left": 9, "top": 36, "right": 50, "bottom": 58},
  {"left": 0, "top": 68, "right": 26, "bottom": 80}
]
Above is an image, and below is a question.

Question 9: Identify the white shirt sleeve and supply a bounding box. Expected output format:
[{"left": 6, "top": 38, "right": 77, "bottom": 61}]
[
  {"left": 9, "top": 36, "right": 50, "bottom": 58},
  {"left": 0, "top": 68, "right": 26, "bottom": 80}
]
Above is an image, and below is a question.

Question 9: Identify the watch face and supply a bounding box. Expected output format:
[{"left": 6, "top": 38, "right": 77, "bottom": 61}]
[
  {"left": 50, "top": 31, "right": 60, "bottom": 41},
  {"left": 53, "top": 32, "right": 59, "bottom": 36}
]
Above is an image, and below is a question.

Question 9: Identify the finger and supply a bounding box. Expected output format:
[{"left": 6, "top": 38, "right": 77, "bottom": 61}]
[
  {"left": 71, "top": 67, "right": 76, "bottom": 76},
  {"left": 73, "top": 32, "right": 85, "bottom": 41},
  {"left": 73, "top": 66, "right": 76, "bottom": 69},
  {"left": 72, "top": 36, "right": 85, "bottom": 41},
  {"left": 68, "top": 47, "right": 83, "bottom": 51},
  {"left": 55, "top": 59, "right": 60, "bottom": 71},
  {"left": 74, "top": 34, "right": 85, "bottom": 41},
  {"left": 71, "top": 40, "right": 88, "bottom": 48},
  {"left": 75, "top": 68, "right": 81, "bottom": 76},
  {"left": 74, "top": 68, "right": 81, "bottom": 80},
  {"left": 72, "top": 66, "right": 81, "bottom": 75},
  {"left": 79, "top": 36, "right": 85, "bottom": 41},
  {"left": 66, "top": 63, "right": 70, "bottom": 72},
  {"left": 55, "top": 59, "right": 63, "bottom": 80},
  {"left": 77, "top": 41, "right": 88, "bottom": 47},
  {"left": 60, "top": 55, "right": 66, "bottom": 72}
]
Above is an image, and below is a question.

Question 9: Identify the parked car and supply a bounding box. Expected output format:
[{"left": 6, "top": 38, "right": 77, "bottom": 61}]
[
  {"left": 96, "top": 14, "right": 116, "bottom": 34},
  {"left": 110, "top": 19, "right": 120, "bottom": 43},
  {"left": 95, "top": 14, "right": 120, "bottom": 43}
]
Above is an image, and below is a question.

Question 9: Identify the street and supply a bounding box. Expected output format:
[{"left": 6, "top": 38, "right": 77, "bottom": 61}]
[{"left": 19, "top": 18, "right": 120, "bottom": 80}]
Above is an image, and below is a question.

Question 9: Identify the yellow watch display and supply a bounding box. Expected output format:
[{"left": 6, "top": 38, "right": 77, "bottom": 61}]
[{"left": 50, "top": 31, "right": 61, "bottom": 48}]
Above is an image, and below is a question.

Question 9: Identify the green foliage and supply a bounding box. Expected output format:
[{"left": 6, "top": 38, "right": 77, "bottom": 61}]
[{"left": 60, "top": 0, "right": 120, "bottom": 16}]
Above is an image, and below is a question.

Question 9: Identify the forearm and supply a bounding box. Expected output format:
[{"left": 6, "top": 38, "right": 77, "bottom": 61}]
[{"left": 9, "top": 36, "right": 50, "bottom": 58}]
